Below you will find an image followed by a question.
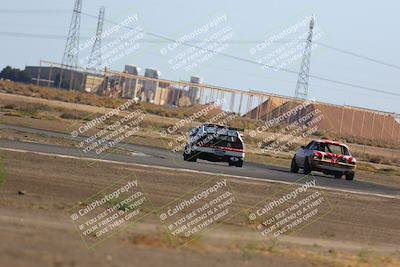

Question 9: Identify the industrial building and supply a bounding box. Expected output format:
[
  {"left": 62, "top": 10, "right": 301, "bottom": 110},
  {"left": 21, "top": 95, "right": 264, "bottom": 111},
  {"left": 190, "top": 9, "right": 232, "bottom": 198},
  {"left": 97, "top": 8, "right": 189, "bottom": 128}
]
[
  {"left": 142, "top": 68, "right": 161, "bottom": 103},
  {"left": 25, "top": 65, "right": 103, "bottom": 93},
  {"left": 24, "top": 62, "right": 205, "bottom": 108},
  {"left": 122, "top": 65, "right": 140, "bottom": 99}
]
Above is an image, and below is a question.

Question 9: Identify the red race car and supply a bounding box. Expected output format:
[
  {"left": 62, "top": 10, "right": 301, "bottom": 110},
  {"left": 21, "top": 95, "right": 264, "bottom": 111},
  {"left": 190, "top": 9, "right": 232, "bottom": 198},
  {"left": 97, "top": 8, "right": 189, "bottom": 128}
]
[{"left": 291, "top": 139, "right": 356, "bottom": 180}]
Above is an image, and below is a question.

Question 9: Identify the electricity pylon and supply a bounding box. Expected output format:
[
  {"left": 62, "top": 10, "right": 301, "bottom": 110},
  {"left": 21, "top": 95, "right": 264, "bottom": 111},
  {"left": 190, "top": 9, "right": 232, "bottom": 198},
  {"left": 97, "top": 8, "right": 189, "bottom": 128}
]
[
  {"left": 62, "top": 0, "right": 82, "bottom": 69},
  {"left": 88, "top": 6, "right": 105, "bottom": 69},
  {"left": 294, "top": 16, "right": 314, "bottom": 99}
]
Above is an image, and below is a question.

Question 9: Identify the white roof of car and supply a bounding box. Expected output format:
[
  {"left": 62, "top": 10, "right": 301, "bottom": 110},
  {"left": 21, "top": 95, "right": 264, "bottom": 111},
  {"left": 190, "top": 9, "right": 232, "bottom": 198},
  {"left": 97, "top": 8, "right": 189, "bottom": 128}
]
[{"left": 314, "top": 139, "right": 349, "bottom": 148}]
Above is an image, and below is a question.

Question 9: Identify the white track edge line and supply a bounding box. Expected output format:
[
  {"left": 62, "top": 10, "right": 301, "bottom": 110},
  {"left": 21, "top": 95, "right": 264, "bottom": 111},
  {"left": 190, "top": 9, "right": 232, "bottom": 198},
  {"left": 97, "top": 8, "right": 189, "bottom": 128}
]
[{"left": 1, "top": 147, "right": 399, "bottom": 200}]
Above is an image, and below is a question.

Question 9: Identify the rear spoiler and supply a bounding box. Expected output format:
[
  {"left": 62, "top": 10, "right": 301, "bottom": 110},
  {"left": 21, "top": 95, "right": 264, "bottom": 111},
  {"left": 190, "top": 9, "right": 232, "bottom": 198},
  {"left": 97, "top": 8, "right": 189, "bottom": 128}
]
[
  {"left": 203, "top": 124, "right": 243, "bottom": 132},
  {"left": 228, "top": 127, "right": 245, "bottom": 133},
  {"left": 201, "top": 124, "right": 244, "bottom": 136},
  {"left": 202, "top": 124, "right": 245, "bottom": 137},
  {"left": 222, "top": 126, "right": 245, "bottom": 138}
]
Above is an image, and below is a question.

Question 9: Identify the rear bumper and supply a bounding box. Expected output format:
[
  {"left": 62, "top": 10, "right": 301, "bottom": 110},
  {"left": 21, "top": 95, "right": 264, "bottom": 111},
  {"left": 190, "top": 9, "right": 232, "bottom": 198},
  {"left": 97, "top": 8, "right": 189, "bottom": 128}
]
[
  {"left": 196, "top": 152, "right": 240, "bottom": 162},
  {"left": 190, "top": 146, "right": 244, "bottom": 162},
  {"left": 311, "top": 159, "right": 356, "bottom": 174}
]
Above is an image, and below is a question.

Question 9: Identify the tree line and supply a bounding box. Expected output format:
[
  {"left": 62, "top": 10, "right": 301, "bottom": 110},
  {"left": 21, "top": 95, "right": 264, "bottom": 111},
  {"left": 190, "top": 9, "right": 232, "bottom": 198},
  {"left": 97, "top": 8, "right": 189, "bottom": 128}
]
[{"left": 0, "top": 66, "right": 31, "bottom": 83}]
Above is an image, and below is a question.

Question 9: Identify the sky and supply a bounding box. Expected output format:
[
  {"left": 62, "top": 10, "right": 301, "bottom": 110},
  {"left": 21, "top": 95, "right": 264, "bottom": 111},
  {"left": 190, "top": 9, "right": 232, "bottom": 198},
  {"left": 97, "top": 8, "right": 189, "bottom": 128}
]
[{"left": 0, "top": 0, "right": 399, "bottom": 113}]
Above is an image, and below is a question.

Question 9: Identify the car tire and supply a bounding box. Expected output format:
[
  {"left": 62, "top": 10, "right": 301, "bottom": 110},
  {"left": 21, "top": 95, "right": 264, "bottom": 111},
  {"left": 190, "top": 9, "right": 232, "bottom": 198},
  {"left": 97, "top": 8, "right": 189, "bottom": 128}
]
[
  {"left": 183, "top": 152, "right": 190, "bottom": 161},
  {"left": 183, "top": 146, "right": 190, "bottom": 161},
  {"left": 236, "top": 159, "right": 243, "bottom": 168},
  {"left": 187, "top": 153, "right": 197, "bottom": 162},
  {"left": 345, "top": 172, "right": 355, "bottom": 181},
  {"left": 303, "top": 157, "right": 312, "bottom": 174},
  {"left": 334, "top": 173, "right": 342, "bottom": 179},
  {"left": 290, "top": 156, "right": 299, "bottom": 173},
  {"left": 183, "top": 149, "right": 196, "bottom": 162}
]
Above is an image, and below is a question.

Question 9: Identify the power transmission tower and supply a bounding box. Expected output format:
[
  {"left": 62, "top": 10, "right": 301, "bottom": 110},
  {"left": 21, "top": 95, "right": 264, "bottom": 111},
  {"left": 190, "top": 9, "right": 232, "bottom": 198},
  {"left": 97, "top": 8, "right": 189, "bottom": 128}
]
[
  {"left": 88, "top": 6, "right": 105, "bottom": 69},
  {"left": 62, "top": 0, "right": 82, "bottom": 69},
  {"left": 294, "top": 16, "right": 314, "bottom": 99}
]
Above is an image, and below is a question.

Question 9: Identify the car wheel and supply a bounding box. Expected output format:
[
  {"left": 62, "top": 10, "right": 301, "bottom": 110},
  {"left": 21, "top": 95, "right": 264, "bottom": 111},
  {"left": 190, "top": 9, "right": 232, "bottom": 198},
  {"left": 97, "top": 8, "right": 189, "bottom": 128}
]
[
  {"left": 290, "top": 156, "right": 299, "bottom": 173},
  {"left": 334, "top": 173, "right": 342, "bottom": 179},
  {"left": 183, "top": 152, "right": 190, "bottom": 161},
  {"left": 183, "top": 149, "right": 196, "bottom": 162},
  {"left": 303, "top": 157, "right": 312, "bottom": 174},
  {"left": 345, "top": 172, "right": 355, "bottom": 181},
  {"left": 183, "top": 146, "right": 190, "bottom": 161},
  {"left": 236, "top": 159, "right": 243, "bottom": 168}
]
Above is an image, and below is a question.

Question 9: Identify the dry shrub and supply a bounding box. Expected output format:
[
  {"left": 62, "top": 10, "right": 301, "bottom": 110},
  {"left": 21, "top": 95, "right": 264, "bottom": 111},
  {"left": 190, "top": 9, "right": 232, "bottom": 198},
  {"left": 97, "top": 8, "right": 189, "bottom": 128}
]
[{"left": 368, "top": 156, "right": 382, "bottom": 164}]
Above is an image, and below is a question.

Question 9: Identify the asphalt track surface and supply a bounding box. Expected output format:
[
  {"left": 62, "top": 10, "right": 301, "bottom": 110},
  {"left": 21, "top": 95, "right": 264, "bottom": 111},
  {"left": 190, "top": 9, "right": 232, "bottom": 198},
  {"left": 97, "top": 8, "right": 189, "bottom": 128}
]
[{"left": 0, "top": 124, "right": 399, "bottom": 198}]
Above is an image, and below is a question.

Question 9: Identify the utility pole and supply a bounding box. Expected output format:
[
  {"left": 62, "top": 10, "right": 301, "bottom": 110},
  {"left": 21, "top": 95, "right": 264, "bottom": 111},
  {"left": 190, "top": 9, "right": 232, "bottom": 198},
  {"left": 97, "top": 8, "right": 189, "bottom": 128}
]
[
  {"left": 88, "top": 6, "right": 105, "bottom": 69},
  {"left": 62, "top": 0, "right": 83, "bottom": 69},
  {"left": 294, "top": 16, "right": 314, "bottom": 99}
]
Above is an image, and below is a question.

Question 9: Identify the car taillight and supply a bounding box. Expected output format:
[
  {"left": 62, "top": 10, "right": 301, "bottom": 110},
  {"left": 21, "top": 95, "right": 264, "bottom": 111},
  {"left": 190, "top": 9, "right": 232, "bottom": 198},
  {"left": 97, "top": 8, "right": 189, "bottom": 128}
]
[
  {"left": 347, "top": 157, "right": 356, "bottom": 164},
  {"left": 314, "top": 151, "right": 323, "bottom": 159}
]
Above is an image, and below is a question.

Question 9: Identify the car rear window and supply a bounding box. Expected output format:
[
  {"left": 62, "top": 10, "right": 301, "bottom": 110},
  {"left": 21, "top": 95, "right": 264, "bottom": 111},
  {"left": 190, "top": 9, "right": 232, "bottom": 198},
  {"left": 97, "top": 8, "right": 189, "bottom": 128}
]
[
  {"left": 204, "top": 126, "right": 238, "bottom": 137},
  {"left": 198, "top": 133, "right": 243, "bottom": 149},
  {"left": 216, "top": 135, "right": 239, "bottom": 143},
  {"left": 316, "top": 143, "right": 349, "bottom": 155}
]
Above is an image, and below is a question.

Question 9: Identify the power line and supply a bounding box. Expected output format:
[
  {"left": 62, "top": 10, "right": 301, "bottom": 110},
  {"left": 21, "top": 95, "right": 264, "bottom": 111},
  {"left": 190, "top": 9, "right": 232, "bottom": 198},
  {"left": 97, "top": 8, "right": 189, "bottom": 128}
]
[
  {"left": 0, "top": 32, "right": 297, "bottom": 43},
  {"left": 316, "top": 42, "right": 400, "bottom": 71},
  {"left": 1, "top": 28, "right": 399, "bottom": 71},
  {"left": 0, "top": 32, "right": 66, "bottom": 40},
  {"left": 0, "top": 9, "right": 69, "bottom": 14},
  {"left": 1, "top": 9, "right": 400, "bottom": 71},
  {"left": 80, "top": 11, "right": 400, "bottom": 98},
  {"left": 1, "top": 31, "right": 399, "bottom": 98},
  {"left": 1, "top": 11, "right": 399, "bottom": 97}
]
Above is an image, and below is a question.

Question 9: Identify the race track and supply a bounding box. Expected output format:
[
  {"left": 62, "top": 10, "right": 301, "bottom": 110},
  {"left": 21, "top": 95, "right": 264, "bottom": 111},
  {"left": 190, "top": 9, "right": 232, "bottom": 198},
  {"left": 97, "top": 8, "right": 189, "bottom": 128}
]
[{"left": 0, "top": 124, "right": 399, "bottom": 198}]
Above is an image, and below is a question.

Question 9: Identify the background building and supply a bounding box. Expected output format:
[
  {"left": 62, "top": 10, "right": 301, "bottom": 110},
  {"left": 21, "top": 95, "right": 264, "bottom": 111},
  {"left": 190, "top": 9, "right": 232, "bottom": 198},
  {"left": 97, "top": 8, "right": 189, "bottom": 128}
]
[
  {"left": 188, "top": 76, "right": 203, "bottom": 105},
  {"left": 142, "top": 68, "right": 161, "bottom": 103},
  {"left": 122, "top": 65, "right": 140, "bottom": 99}
]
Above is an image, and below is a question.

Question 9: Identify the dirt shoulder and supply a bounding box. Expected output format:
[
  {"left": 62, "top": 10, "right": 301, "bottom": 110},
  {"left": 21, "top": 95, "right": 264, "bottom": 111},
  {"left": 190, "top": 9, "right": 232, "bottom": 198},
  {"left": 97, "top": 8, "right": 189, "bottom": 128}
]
[{"left": 0, "top": 150, "right": 399, "bottom": 267}]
